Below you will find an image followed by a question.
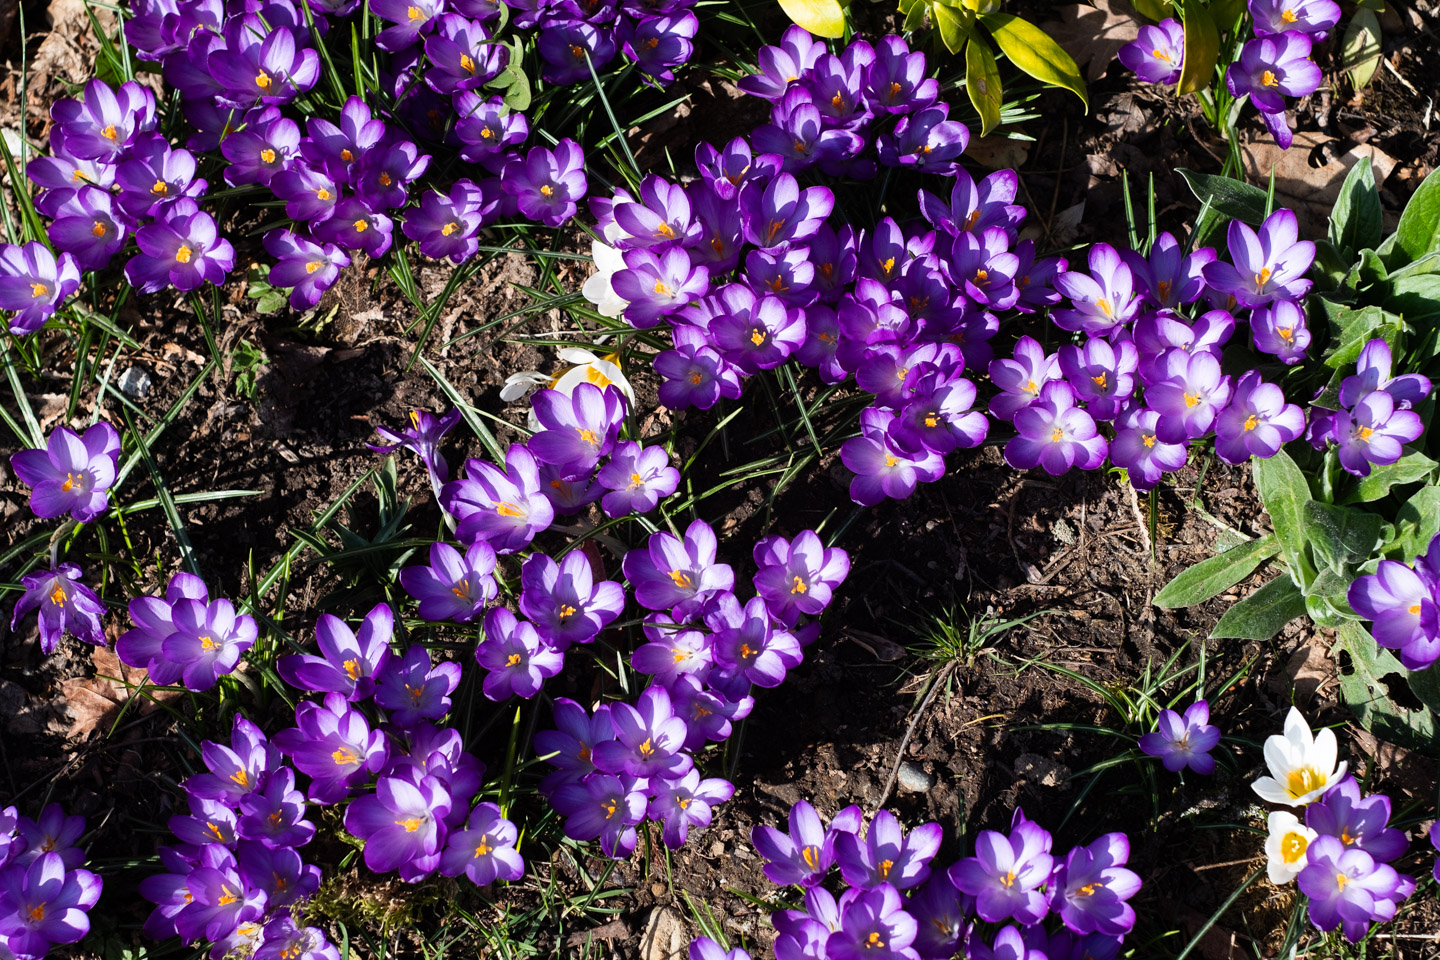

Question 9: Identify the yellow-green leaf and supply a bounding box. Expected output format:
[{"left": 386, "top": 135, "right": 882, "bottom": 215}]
[
  {"left": 1341, "top": 8, "right": 1382, "bottom": 90},
  {"left": 777, "top": 0, "right": 845, "bottom": 38},
  {"left": 1176, "top": 0, "right": 1219, "bottom": 95},
  {"left": 902, "top": 0, "right": 928, "bottom": 31},
  {"left": 1209, "top": 0, "right": 1247, "bottom": 33},
  {"left": 979, "top": 12, "right": 1088, "bottom": 111},
  {"left": 933, "top": 2, "right": 972, "bottom": 53},
  {"left": 965, "top": 36, "right": 1002, "bottom": 137},
  {"left": 1130, "top": 0, "right": 1168, "bottom": 20}
]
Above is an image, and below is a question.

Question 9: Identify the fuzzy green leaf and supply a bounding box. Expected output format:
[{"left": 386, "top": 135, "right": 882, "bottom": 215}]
[
  {"left": 1303, "top": 500, "right": 1386, "bottom": 575},
  {"left": 1340, "top": 449, "right": 1439, "bottom": 504},
  {"left": 1254, "top": 448, "right": 1313, "bottom": 578},
  {"left": 1210, "top": 575, "right": 1306, "bottom": 640},
  {"left": 1153, "top": 534, "right": 1279, "bottom": 609},
  {"left": 1393, "top": 167, "right": 1440, "bottom": 265},
  {"left": 1328, "top": 157, "right": 1382, "bottom": 258}
]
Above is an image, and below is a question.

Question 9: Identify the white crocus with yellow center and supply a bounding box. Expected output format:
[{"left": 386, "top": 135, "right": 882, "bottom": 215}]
[
  {"left": 501, "top": 347, "right": 637, "bottom": 430},
  {"left": 581, "top": 239, "right": 630, "bottom": 319},
  {"left": 1251, "top": 707, "right": 1346, "bottom": 807},
  {"left": 1264, "top": 810, "right": 1316, "bottom": 884}
]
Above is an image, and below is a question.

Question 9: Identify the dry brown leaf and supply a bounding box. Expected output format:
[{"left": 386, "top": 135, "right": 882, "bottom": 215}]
[
  {"left": 966, "top": 137, "right": 1030, "bottom": 170},
  {"left": 1241, "top": 132, "right": 1398, "bottom": 240},
  {"left": 1040, "top": 0, "right": 1142, "bottom": 83},
  {"left": 59, "top": 646, "right": 181, "bottom": 740},
  {"left": 1282, "top": 633, "right": 1332, "bottom": 706}
]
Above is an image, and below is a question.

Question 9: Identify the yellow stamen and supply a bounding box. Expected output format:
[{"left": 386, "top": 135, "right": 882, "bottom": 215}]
[
  {"left": 668, "top": 569, "right": 693, "bottom": 589},
  {"left": 1357, "top": 426, "right": 1375, "bottom": 442},
  {"left": 406, "top": 4, "right": 424, "bottom": 18},
  {"left": 1051, "top": 427, "right": 1065, "bottom": 442},
  {"left": 1409, "top": 603, "right": 1422, "bottom": 615},
  {"left": 231, "top": 769, "right": 249, "bottom": 788},
  {"left": 1286, "top": 766, "right": 1324, "bottom": 799},
  {"left": 638, "top": 738, "right": 655, "bottom": 757},
  {"left": 1091, "top": 373, "right": 1107, "bottom": 390},
  {"left": 653, "top": 280, "right": 670, "bottom": 296},
  {"left": 884, "top": 454, "right": 898, "bottom": 467},
  {"left": 256, "top": 70, "right": 272, "bottom": 89},
  {"left": 1255, "top": 266, "right": 1272, "bottom": 291},
  {"left": 1096, "top": 297, "right": 1113, "bottom": 317},
  {"left": 353, "top": 219, "right": 368, "bottom": 233},
  {"left": 441, "top": 221, "right": 459, "bottom": 236},
  {"left": 540, "top": 184, "right": 554, "bottom": 197},
  {"left": 261, "top": 148, "right": 276, "bottom": 164},
  {"left": 396, "top": 817, "right": 423, "bottom": 832},
  {"left": 1184, "top": 393, "right": 1200, "bottom": 408},
  {"left": 379, "top": 172, "right": 393, "bottom": 187},
  {"left": 1335, "top": 872, "right": 1348, "bottom": 891},
  {"left": 790, "top": 576, "right": 807, "bottom": 594},
  {"left": 750, "top": 328, "right": 766, "bottom": 347},
  {"left": 175, "top": 245, "right": 193, "bottom": 263},
  {"left": 306, "top": 260, "right": 322, "bottom": 274},
  {"left": 656, "top": 222, "right": 676, "bottom": 240},
  {"left": 559, "top": 604, "right": 578, "bottom": 620},
  {"left": 739, "top": 643, "right": 755, "bottom": 659},
  {"left": 49, "top": 584, "right": 66, "bottom": 605},
  {"left": 332, "top": 747, "right": 358, "bottom": 765},
  {"left": 496, "top": 502, "right": 524, "bottom": 517},
  {"left": 29, "top": 282, "right": 48, "bottom": 298},
  {"left": 866, "top": 932, "right": 885, "bottom": 948},
  {"left": 91, "top": 220, "right": 107, "bottom": 237},
  {"left": 340, "top": 148, "right": 354, "bottom": 162},
  {"left": 505, "top": 653, "right": 521, "bottom": 667},
  {"left": 1281, "top": 7, "right": 1297, "bottom": 21},
  {"left": 101, "top": 124, "right": 118, "bottom": 140},
  {"left": 460, "top": 54, "right": 476, "bottom": 74},
  {"left": 316, "top": 188, "right": 332, "bottom": 201},
  {"left": 1142, "top": 433, "right": 1156, "bottom": 449},
  {"left": 474, "top": 839, "right": 492, "bottom": 857},
  {"left": 570, "top": 43, "right": 585, "bottom": 59},
  {"left": 602, "top": 799, "right": 617, "bottom": 819}
]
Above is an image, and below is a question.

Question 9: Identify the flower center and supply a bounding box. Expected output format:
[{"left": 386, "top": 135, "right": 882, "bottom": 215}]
[
  {"left": 460, "top": 53, "right": 476, "bottom": 74},
  {"left": 668, "top": 569, "right": 693, "bottom": 589},
  {"left": 200, "top": 635, "right": 215, "bottom": 650},
  {"left": 602, "top": 799, "right": 617, "bottom": 819},
  {"left": 638, "top": 738, "right": 655, "bottom": 757},
  {"left": 175, "top": 245, "right": 193, "bottom": 263},
  {"left": 1255, "top": 266, "right": 1272, "bottom": 290},
  {"left": 496, "top": 502, "right": 525, "bottom": 517},
  {"left": 884, "top": 454, "right": 898, "bottom": 467},
  {"left": 1091, "top": 373, "right": 1107, "bottom": 390},
  {"left": 396, "top": 817, "right": 423, "bottom": 832},
  {"left": 1409, "top": 603, "right": 1422, "bottom": 615},
  {"left": 1142, "top": 433, "right": 1156, "bottom": 448},
  {"left": 261, "top": 148, "right": 276, "bottom": 163},
  {"left": 790, "top": 576, "right": 807, "bottom": 594},
  {"left": 451, "top": 579, "right": 471, "bottom": 600},
  {"left": 505, "top": 653, "right": 521, "bottom": 667},
  {"left": 49, "top": 584, "right": 66, "bottom": 605},
  {"left": 1051, "top": 427, "right": 1065, "bottom": 443},
  {"left": 866, "top": 933, "right": 885, "bottom": 949},
  {"left": 1184, "top": 393, "right": 1200, "bottom": 408},
  {"left": 1244, "top": 414, "right": 1259, "bottom": 431},
  {"left": 475, "top": 839, "right": 492, "bottom": 856},
  {"left": 1096, "top": 297, "right": 1113, "bottom": 317},
  {"left": 653, "top": 280, "right": 670, "bottom": 296},
  {"left": 1335, "top": 872, "right": 1348, "bottom": 891},
  {"left": 1281, "top": 7, "right": 1297, "bottom": 21},
  {"left": 306, "top": 260, "right": 323, "bottom": 274},
  {"left": 102, "top": 124, "right": 118, "bottom": 140},
  {"left": 332, "top": 747, "right": 358, "bottom": 765},
  {"left": 406, "top": 4, "right": 424, "bottom": 18},
  {"left": 91, "top": 220, "right": 107, "bottom": 236},
  {"left": 340, "top": 148, "right": 354, "bottom": 162},
  {"left": 1357, "top": 426, "right": 1375, "bottom": 442},
  {"left": 540, "top": 184, "right": 555, "bottom": 198},
  {"left": 316, "top": 187, "right": 332, "bottom": 200},
  {"left": 442, "top": 221, "right": 459, "bottom": 236},
  {"left": 1286, "top": 766, "right": 1324, "bottom": 798},
  {"left": 353, "top": 219, "right": 368, "bottom": 233},
  {"left": 750, "top": 328, "right": 766, "bottom": 347},
  {"left": 656, "top": 222, "right": 676, "bottom": 239},
  {"left": 739, "top": 643, "right": 756, "bottom": 660},
  {"left": 1000, "top": 871, "right": 1016, "bottom": 888},
  {"left": 570, "top": 43, "right": 585, "bottom": 60},
  {"left": 801, "top": 845, "right": 819, "bottom": 870},
  {"left": 1152, "top": 48, "right": 1172, "bottom": 62},
  {"left": 878, "top": 859, "right": 894, "bottom": 879},
  {"left": 1261, "top": 70, "right": 1278, "bottom": 87},
  {"left": 151, "top": 179, "right": 168, "bottom": 196},
  {"left": 256, "top": 70, "right": 272, "bottom": 89}
]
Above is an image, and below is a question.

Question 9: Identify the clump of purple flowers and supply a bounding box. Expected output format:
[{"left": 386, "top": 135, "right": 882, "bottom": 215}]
[
  {"left": 0, "top": 803, "right": 103, "bottom": 959},
  {"left": 115, "top": 571, "right": 259, "bottom": 692},
  {"left": 746, "top": 799, "right": 1141, "bottom": 960}
]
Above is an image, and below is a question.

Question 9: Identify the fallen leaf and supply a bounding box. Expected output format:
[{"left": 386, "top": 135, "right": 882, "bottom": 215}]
[
  {"left": 566, "top": 918, "right": 631, "bottom": 947},
  {"left": 59, "top": 646, "right": 182, "bottom": 740},
  {"left": 966, "top": 136, "right": 1030, "bottom": 170},
  {"left": 1282, "top": 633, "right": 1332, "bottom": 706},
  {"left": 1040, "top": 0, "right": 1142, "bottom": 83},
  {"left": 1241, "top": 132, "right": 1398, "bottom": 240}
]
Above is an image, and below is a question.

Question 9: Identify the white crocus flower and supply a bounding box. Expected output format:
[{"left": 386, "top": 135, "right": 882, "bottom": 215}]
[
  {"left": 499, "top": 347, "right": 636, "bottom": 430},
  {"left": 581, "top": 240, "right": 629, "bottom": 319},
  {"left": 1251, "top": 707, "right": 1347, "bottom": 807},
  {"left": 1264, "top": 811, "right": 1317, "bottom": 884}
]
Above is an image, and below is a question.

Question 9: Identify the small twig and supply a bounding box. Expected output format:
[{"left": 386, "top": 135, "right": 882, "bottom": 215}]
[
  {"left": 874, "top": 663, "right": 951, "bottom": 813},
  {"left": 1125, "top": 481, "right": 1153, "bottom": 556},
  {"left": 1191, "top": 856, "right": 1262, "bottom": 872}
]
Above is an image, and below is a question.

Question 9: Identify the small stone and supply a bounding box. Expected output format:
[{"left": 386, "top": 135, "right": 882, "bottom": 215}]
[
  {"left": 118, "top": 366, "right": 152, "bottom": 399},
  {"left": 708, "top": 840, "right": 725, "bottom": 857},
  {"left": 896, "top": 762, "right": 934, "bottom": 794}
]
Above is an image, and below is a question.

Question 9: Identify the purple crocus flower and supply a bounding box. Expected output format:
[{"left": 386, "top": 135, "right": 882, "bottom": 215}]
[
  {"left": 1339, "top": 339, "right": 1433, "bottom": 410},
  {"left": 236, "top": 765, "right": 315, "bottom": 848},
  {"left": 1118, "top": 18, "right": 1184, "bottom": 84},
  {"left": 1202, "top": 208, "right": 1314, "bottom": 307},
  {"left": 239, "top": 842, "right": 322, "bottom": 908},
  {"left": 402, "top": 180, "right": 496, "bottom": 264},
  {"left": 278, "top": 602, "right": 394, "bottom": 700},
  {"left": 502, "top": 140, "right": 587, "bottom": 227},
  {"left": 1332, "top": 390, "right": 1424, "bottom": 477},
  {"left": 1251, "top": 0, "right": 1341, "bottom": 36},
  {"left": 221, "top": 108, "right": 300, "bottom": 187},
  {"left": 920, "top": 168, "right": 1025, "bottom": 240},
  {"left": 271, "top": 162, "right": 341, "bottom": 224},
  {"left": 1306, "top": 778, "right": 1408, "bottom": 863},
  {"left": 989, "top": 336, "right": 1059, "bottom": 421},
  {"left": 1296, "top": 836, "right": 1413, "bottom": 942},
  {"left": 9, "top": 562, "right": 106, "bottom": 654},
  {"left": 343, "top": 772, "right": 452, "bottom": 880},
  {"left": 550, "top": 773, "right": 646, "bottom": 858},
  {"left": 454, "top": 92, "right": 529, "bottom": 169},
  {"left": 49, "top": 79, "right": 156, "bottom": 161},
  {"left": 907, "top": 874, "right": 972, "bottom": 960},
  {"left": 400, "top": 541, "right": 498, "bottom": 623},
  {"left": 370, "top": 0, "right": 442, "bottom": 49},
  {"left": 835, "top": 810, "right": 943, "bottom": 891},
  {"left": 1226, "top": 34, "right": 1322, "bottom": 149},
  {"left": 125, "top": 200, "right": 234, "bottom": 294},
  {"left": 274, "top": 693, "right": 389, "bottom": 803},
  {"left": 0, "top": 241, "right": 81, "bottom": 335},
  {"left": 877, "top": 103, "right": 968, "bottom": 175},
  {"left": 208, "top": 21, "right": 320, "bottom": 105},
  {"left": 597, "top": 442, "right": 679, "bottom": 518},
  {"left": 255, "top": 919, "right": 339, "bottom": 960},
  {"left": 46, "top": 186, "right": 126, "bottom": 272},
  {"left": 1139, "top": 700, "right": 1222, "bottom": 773},
  {"left": 367, "top": 407, "right": 461, "bottom": 485},
  {"left": 1123, "top": 232, "right": 1214, "bottom": 308},
  {"left": 1133, "top": 309, "right": 1235, "bottom": 384},
  {"left": 1058, "top": 337, "right": 1138, "bottom": 421},
  {"left": 301, "top": 96, "right": 385, "bottom": 180},
  {"left": 863, "top": 35, "right": 937, "bottom": 113},
  {"left": 752, "top": 531, "right": 849, "bottom": 628},
  {"left": 751, "top": 800, "right": 841, "bottom": 888},
  {"left": 1346, "top": 554, "right": 1440, "bottom": 671},
  {"left": 620, "top": 11, "right": 697, "bottom": 85},
  {"left": 529, "top": 383, "right": 627, "bottom": 478},
  {"left": 611, "top": 248, "right": 710, "bottom": 327},
  {"left": 312, "top": 196, "right": 394, "bottom": 258},
  {"left": 840, "top": 409, "right": 946, "bottom": 506},
  {"left": 655, "top": 334, "right": 744, "bottom": 411},
  {"left": 519, "top": 550, "right": 624, "bottom": 650},
  {"left": 891, "top": 372, "right": 988, "bottom": 456},
  {"left": 752, "top": 88, "right": 865, "bottom": 176},
  {"left": 1052, "top": 243, "right": 1142, "bottom": 336},
  {"left": 949, "top": 810, "right": 1054, "bottom": 925},
  {"left": 949, "top": 228, "right": 1021, "bottom": 310},
  {"left": 1005, "top": 381, "right": 1108, "bottom": 476},
  {"left": 1048, "top": 833, "right": 1141, "bottom": 936},
  {"left": 592, "top": 684, "right": 692, "bottom": 779},
  {"left": 355, "top": 140, "right": 431, "bottom": 212},
  {"left": 0, "top": 852, "right": 102, "bottom": 957},
  {"left": 737, "top": 24, "right": 824, "bottom": 99},
  {"left": 827, "top": 884, "right": 920, "bottom": 960},
  {"left": 709, "top": 287, "right": 807, "bottom": 374},
  {"left": 13, "top": 804, "right": 86, "bottom": 870},
  {"left": 444, "top": 444, "right": 556, "bottom": 553},
  {"left": 1147, "top": 351, "right": 1233, "bottom": 443},
  {"left": 739, "top": 173, "right": 833, "bottom": 251},
  {"left": 115, "top": 573, "right": 207, "bottom": 686},
  {"left": 440, "top": 802, "right": 524, "bottom": 885},
  {"left": 609, "top": 174, "right": 696, "bottom": 249},
  {"left": 694, "top": 137, "right": 767, "bottom": 202},
  {"left": 967, "top": 926, "right": 1043, "bottom": 960},
  {"left": 374, "top": 644, "right": 463, "bottom": 726},
  {"left": 475, "top": 607, "right": 563, "bottom": 700},
  {"left": 263, "top": 229, "right": 349, "bottom": 311},
  {"left": 534, "top": 698, "right": 613, "bottom": 792},
  {"left": 1214, "top": 371, "right": 1305, "bottom": 464},
  {"left": 188, "top": 715, "right": 280, "bottom": 802},
  {"left": 648, "top": 770, "right": 734, "bottom": 848},
  {"left": 423, "top": 14, "right": 505, "bottom": 94},
  {"left": 114, "top": 136, "right": 205, "bottom": 218},
  {"left": 709, "top": 594, "right": 802, "bottom": 688},
  {"left": 1250, "top": 299, "right": 1312, "bottom": 364},
  {"left": 623, "top": 519, "right": 734, "bottom": 618},
  {"left": 537, "top": 20, "right": 617, "bottom": 85},
  {"left": 161, "top": 594, "right": 259, "bottom": 691}
]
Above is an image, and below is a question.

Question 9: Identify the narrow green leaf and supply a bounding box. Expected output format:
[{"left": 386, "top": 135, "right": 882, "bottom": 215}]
[
  {"left": 979, "top": 12, "right": 1088, "bottom": 110},
  {"left": 1327, "top": 157, "right": 1382, "bottom": 258},
  {"left": 1253, "top": 448, "right": 1312, "bottom": 576},
  {"left": 1153, "top": 534, "right": 1279, "bottom": 609},
  {"left": 1176, "top": 168, "right": 1268, "bottom": 226},
  {"left": 1393, "top": 167, "right": 1440, "bottom": 265},
  {"left": 1177, "top": 0, "right": 1219, "bottom": 96},
  {"left": 965, "top": 36, "right": 1002, "bottom": 137},
  {"left": 1339, "top": 449, "right": 1439, "bottom": 504},
  {"left": 1209, "top": 575, "right": 1306, "bottom": 640}
]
